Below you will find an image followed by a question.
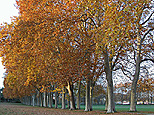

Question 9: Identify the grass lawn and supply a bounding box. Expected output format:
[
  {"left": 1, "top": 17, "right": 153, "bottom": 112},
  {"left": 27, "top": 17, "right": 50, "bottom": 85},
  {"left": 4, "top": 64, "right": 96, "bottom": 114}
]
[
  {"left": 79, "top": 104, "right": 154, "bottom": 112},
  {"left": 115, "top": 104, "right": 154, "bottom": 112}
]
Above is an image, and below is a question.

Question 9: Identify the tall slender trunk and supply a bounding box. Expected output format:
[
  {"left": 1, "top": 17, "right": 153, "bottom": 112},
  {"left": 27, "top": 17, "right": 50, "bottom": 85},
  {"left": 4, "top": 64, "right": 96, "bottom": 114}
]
[
  {"left": 49, "top": 85, "right": 54, "bottom": 108},
  {"left": 31, "top": 96, "right": 33, "bottom": 105},
  {"left": 90, "top": 80, "right": 94, "bottom": 111},
  {"left": 107, "top": 83, "right": 114, "bottom": 113},
  {"left": 151, "top": 94, "right": 153, "bottom": 104},
  {"left": 32, "top": 94, "right": 35, "bottom": 106},
  {"left": 29, "top": 96, "right": 31, "bottom": 105},
  {"left": 66, "top": 90, "right": 70, "bottom": 109},
  {"left": 77, "top": 80, "right": 81, "bottom": 109},
  {"left": 105, "top": 87, "right": 108, "bottom": 111},
  {"left": 47, "top": 92, "right": 49, "bottom": 107},
  {"left": 104, "top": 51, "right": 115, "bottom": 113},
  {"left": 130, "top": 27, "right": 141, "bottom": 112},
  {"left": 44, "top": 92, "right": 47, "bottom": 107},
  {"left": 49, "top": 92, "right": 53, "bottom": 108},
  {"left": 37, "top": 91, "right": 40, "bottom": 106},
  {"left": 48, "top": 92, "right": 51, "bottom": 107},
  {"left": 25, "top": 96, "right": 27, "bottom": 105},
  {"left": 66, "top": 81, "right": 76, "bottom": 110},
  {"left": 130, "top": 73, "right": 139, "bottom": 111},
  {"left": 40, "top": 92, "right": 43, "bottom": 107},
  {"left": 85, "top": 79, "right": 91, "bottom": 111},
  {"left": 62, "top": 87, "right": 66, "bottom": 109},
  {"left": 55, "top": 91, "right": 58, "bottom": 108},
  {"left": 67, "top": 94, "right": 70, "bottom": 109}
]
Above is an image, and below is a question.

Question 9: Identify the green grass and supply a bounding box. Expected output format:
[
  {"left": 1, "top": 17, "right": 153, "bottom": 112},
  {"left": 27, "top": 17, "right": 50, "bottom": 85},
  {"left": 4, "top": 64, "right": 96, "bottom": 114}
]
[
  {"left": 28, "top": 103, "right": 154, "bottom": 112},
  {"left": 78, "top": 104, "right": 154, "bottom": 112}
]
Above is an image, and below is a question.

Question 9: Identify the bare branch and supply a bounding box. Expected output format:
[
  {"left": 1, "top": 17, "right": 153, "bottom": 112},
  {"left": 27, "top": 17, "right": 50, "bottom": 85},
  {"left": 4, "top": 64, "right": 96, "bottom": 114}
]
[
  {"left": 142, "top": 28, "right": 154, "bottom": 43},
  {"left": 140, "top": 58, "right": 154, "bottom": 63},
  {"left": 141, "top": 11, "right": 154, "bottom": 25}
]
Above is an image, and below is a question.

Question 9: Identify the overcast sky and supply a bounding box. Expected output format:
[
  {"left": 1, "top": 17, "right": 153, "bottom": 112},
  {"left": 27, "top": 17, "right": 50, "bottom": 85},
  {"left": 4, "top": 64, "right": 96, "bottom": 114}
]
[{"left": 0, "top": 0, "right": 19, "bottom": 88}]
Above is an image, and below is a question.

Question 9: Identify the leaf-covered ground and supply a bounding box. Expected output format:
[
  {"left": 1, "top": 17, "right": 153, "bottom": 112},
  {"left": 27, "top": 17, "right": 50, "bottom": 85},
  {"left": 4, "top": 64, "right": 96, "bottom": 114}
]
[{"left": 0, "top": 103, "right": 154, "bottom": 115}]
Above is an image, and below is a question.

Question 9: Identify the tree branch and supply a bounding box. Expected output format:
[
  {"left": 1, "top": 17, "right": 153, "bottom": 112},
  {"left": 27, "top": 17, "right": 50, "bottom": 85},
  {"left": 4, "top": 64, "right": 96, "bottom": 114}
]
[
  {"left": 140, "top": 58, "right": 154, "bottom": 64},
  {"left": 141, "top": 11, "right": 154, "bottom": 25},
  {"left": 142, "top": 28, "right": 154, "bottom": 43}
]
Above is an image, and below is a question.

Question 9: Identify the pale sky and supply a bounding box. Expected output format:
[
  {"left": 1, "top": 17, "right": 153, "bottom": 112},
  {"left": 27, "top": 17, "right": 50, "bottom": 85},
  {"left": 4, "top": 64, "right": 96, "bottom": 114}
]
[{"left": 0, "top": 0, "right": 19, "bottom": 88}]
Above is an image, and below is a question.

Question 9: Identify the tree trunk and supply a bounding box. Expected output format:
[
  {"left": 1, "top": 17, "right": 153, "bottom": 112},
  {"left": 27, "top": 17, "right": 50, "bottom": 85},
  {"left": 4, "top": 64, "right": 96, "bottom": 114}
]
[
  {"left": 85, "top": 79, "right": 91, "bottom": 111},
  {"left": 32, "top": 94, "right": 35, "bottom": 106},
  {"left": 40, "top": 92, "right": 43, "bottom": 107},
  {"left": 49, "top": 92, "right": 53, "bottom": 108},
  {"left": 77, "top": 80, "right": 81, "bottom": 109},
  {"left": 25, "top": 97, "right": 27, "bottom": 105},
  {"left": 130, "top": 80, "right": 138, "bottom": 111},
  {"left": 55, "top": 91, "right": 58, "bottom": 108},
  {"left": 105, "top": 87, "right": 108, "bottom": 111},
  {"left": 62, "top": 87, "right": 66, "bottom": 109},
  {"left": 151, "top": 93, "right": 153, "bottom": 104},
  {"left": 130, "top": 29, "right": 141, "bottom": 112},
  {"left": 107, "top": 84, "right": 114, "bottom": 113},
  {"left": 90, "top": 80, "right": 94, "bottom": 111},
  {"left": 67, "top": 97, "right": 70, "bottom": 109},
  {"left": 29, "top": 96, "right": 31, "bottom": 105},
  {"left": 43, "top": 92, "right": 47, "bottom": 107},
  {"left": 66, "top": 81, "right": 76, "bottom": 110},
  {"left": 37, "top": 91, "right": 40, "bottom": 106},
  {"left": 104, "top": 51, "right": 115, "bottom": 113},
  {"left": 49, "top": 85, "right": 54, "bottom": 108},
  {"left": 47, "top": 92, "right": 49, "bottom": 107}
]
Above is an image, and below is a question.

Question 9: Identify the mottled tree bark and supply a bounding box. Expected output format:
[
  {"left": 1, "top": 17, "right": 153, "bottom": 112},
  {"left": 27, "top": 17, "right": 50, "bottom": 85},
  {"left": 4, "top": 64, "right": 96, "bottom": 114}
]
[
  {"left": 32, "top": 94, "right": 35, "bottom": 106},
  {"left": 40, "top": 92, "right": 43, "bottom": 107},
  {"left": 66, "top": 81, "right": 76, "bottom": 110},
  {"left": 130, "top": 26, "right": 141, "bottom": 112},
  {"left": 55, "top": 91, "right": 58, "bottom": 108},
  {"left": 85, "top": 80, "right": 90, "bottom": 111},
  {"left": 44, "top": 92, "right": 47, "bottom": 107},
  {"left": 62, "top": 87, "right": 66, "bottom": 109},
  {"left": 48, "top": 92, "right": 53, "bottom": 108},
  {"left": 104, "top": 51, "right": 115, "bottom": 113},
  {"left": 90, "top": 80, "right": 94, "bottom": 111},
  {"left": 105, "top": 87, "right": 108, "bottom": 111},
  {"left": 37, "top": 91, "right": 40, "bottom": 106},
  {"left": 77, "top": 80, "right": 81, "bottom": 109}
]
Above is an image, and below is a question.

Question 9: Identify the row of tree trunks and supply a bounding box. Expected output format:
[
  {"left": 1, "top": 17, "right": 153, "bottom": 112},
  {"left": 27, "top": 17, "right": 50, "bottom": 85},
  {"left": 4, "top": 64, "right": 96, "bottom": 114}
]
[{"left": 20, "top": 80, "right": 95, "bottom": 111}]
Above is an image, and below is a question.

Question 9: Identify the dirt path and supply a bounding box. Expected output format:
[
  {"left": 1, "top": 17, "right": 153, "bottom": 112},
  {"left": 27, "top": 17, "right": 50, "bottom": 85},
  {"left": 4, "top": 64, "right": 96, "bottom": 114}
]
[{"left": 0, "top": 103, "right": 153, "bottom": 115}]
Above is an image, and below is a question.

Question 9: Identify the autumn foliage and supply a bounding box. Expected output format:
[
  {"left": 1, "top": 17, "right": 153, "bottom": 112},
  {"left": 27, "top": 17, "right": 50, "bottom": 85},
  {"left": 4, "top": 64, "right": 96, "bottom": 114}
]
[{"left": 0, "top": 0, "right": 153, "bottom": 113}]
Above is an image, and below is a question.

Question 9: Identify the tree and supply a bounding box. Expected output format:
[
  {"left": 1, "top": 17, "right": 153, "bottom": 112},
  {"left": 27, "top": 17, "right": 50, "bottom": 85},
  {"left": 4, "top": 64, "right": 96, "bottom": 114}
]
[
  {"left": 116, "top": 0, "right": 154, "bottom": 111},
  {"left": 1, "top": 0, "right": 153, "bottom": 113}
]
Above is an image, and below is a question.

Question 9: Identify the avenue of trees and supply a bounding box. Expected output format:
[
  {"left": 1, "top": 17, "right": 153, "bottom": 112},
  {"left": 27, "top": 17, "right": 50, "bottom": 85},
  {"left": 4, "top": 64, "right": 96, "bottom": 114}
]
[{"left": 0, "top": 0, "right": 153, "bottom": 113}]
